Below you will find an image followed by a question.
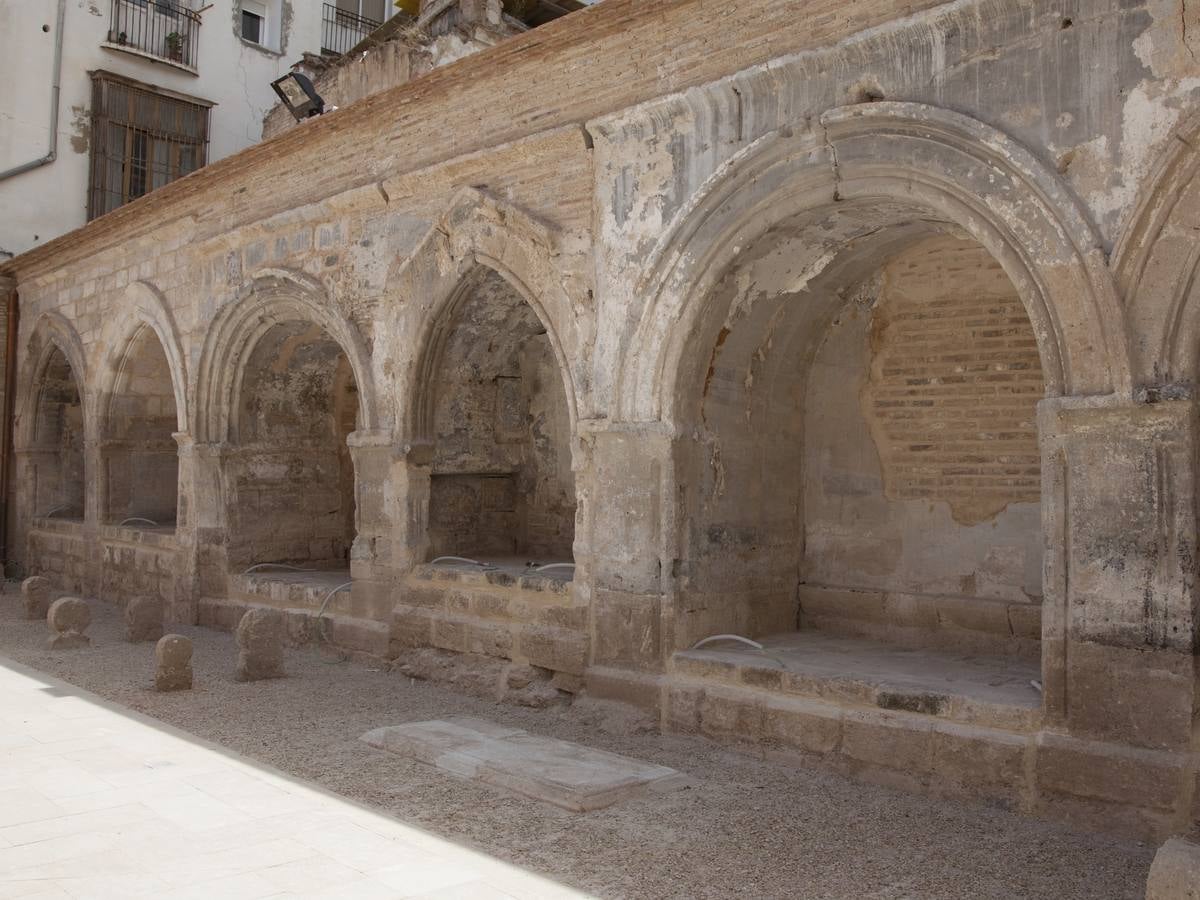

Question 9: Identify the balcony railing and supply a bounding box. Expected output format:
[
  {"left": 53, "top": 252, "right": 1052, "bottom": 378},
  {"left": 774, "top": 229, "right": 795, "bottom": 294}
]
[
  {"left": 321, "top": 3, "right": 382, "bottom": 57},
  {"left": 107, "top": 0, "right": 201, "bottom": 69}
]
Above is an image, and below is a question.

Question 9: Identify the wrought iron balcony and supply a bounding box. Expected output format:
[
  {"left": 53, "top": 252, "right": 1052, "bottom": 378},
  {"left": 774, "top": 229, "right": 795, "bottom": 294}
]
[
  {"left": 107, "top": 0, "right": 201, "bottom": 70},
  {"left": 321, "top": 3, "right": 382, "bottom": 57}
]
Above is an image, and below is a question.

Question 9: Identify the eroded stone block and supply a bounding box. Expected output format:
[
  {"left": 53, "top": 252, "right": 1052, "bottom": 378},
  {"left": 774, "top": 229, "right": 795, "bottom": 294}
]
[
  {"left": 155, "top": 634, "right": 193, "bottom": 692},
  {"left": 235, "top": 608, "right": 285, "bottom": 681},
  {"left": 125, "top": 595, "right": 165, "bottom": 643},
  {"left": 21, "top": 576, "right": 52, "bottom": 621}
]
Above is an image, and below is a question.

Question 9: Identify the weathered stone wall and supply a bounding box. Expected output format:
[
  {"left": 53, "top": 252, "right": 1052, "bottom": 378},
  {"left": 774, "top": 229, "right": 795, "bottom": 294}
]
[
  {"left": 800, "top": 236, "right": 1044, "bottom": 655},
  {"left": 228, "top": 322, "right": 358, "bottom": 568},
  {"left": 98, "top": 528, "right": 183, "bottom": 611},
  {"left": 3, "top": 0, "right": 1200, "bottom": 840},
  {"left": 428, "top": 269, "right": 575, "bottom": 559},
  {"left": 102, "top": 324, "right": 179, "bottom": 526},
  {"left": 860, "top": 236, "right": 1043, "bottom": 527}
]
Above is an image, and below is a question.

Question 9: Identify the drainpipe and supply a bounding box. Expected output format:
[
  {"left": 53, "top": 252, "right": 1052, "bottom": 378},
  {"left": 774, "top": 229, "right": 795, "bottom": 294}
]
[
  {"left": 0, "top": 0, "right": 67, "bottom": 183},
  {"left": 0, "top": 282, "right": 19, "bottom": 574}
]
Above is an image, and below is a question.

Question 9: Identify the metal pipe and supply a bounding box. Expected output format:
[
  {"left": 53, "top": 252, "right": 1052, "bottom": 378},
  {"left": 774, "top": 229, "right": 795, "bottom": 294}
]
[{"left": 0, "top": 0, "right": 67, "bottom": 182}]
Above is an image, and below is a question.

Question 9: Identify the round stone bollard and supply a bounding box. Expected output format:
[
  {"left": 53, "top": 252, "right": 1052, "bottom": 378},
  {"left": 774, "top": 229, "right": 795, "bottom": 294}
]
[
  {"left": 155, "top": 634, "right": 193, "bottom": 692},
  {"left": 21, "top": 576, "right": 52, "bottom": 621},
  {"left": 46, "top": 597, "right": 91, "bottom": 650},
  {"left": 125, "top": 595, "right": 165, "bottom": 643},
  {"left": 235, "top": 608, "right": 285, "bottom": 682},
  {"left": 1147, "top": 837, "right": 1200, "bottom": 900}
]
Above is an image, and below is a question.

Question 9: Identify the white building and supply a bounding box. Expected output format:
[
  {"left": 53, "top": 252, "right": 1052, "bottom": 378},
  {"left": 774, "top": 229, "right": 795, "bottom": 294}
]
[{"left": 0, "top": 0, "right": 404, "bottom": 259}]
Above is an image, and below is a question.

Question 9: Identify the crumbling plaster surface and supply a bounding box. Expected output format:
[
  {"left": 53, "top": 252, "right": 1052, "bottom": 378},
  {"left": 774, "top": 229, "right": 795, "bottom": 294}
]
[{"left": 5, "top": 0, "right": 1200, "bottom": 838}]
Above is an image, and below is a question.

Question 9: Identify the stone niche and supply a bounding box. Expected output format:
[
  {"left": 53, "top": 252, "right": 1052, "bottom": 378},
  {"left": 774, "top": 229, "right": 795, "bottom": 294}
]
[
  {"left": 30, "top": 346, "right": 85, "bottom": 520},
  {"left": 227, "top": 320, "right": 360, "bottom": 568},
  {"left": 800, "top": 234, "right": 1044, "bottom": 654},
  {"left": 103, "top": 325, "right": 180, "bottom": 527},
  {"left": 428, "top": 268, "right": 575, "bottom": 561},
  {"left": 674, "top": 221, "right": 1045, "bottom": 656}
]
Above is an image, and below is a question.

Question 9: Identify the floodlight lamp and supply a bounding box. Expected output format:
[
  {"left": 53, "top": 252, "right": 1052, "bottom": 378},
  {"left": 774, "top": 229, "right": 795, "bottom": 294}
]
[{"left": 271, "top": 72, "right": 325, "bottom": 122}]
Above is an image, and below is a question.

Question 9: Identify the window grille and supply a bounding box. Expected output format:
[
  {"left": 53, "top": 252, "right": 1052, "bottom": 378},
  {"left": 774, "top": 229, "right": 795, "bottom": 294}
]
[{"left": 87, "top": 72, "right": 210, "bottom": 220}]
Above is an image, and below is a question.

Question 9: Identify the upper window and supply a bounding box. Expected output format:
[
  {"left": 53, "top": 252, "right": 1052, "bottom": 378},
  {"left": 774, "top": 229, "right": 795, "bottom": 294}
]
[
  {"left": 88, "top": 72, "right": 211, "bottom": 220},
  {"left": 337, "top": 0, "right": 386, "bottom": 20},
  {"left": 240, "top": 0, "right": 278, "bottom": 49},
  {"left": 241, "top": 8, "right": 263, "bottom": 43}
]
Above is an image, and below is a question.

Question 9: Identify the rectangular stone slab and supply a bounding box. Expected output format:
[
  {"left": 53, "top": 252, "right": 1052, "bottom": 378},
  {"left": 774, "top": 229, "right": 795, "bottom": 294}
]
[{"left": 361, "top": 716, "right": 688, "bottom": 811}]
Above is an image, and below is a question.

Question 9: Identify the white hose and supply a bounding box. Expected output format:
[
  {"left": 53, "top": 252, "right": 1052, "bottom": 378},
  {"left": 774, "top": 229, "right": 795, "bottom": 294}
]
[
  {"left": 120, "top": 517, "right": 158, "bottom": 527},
  {"left": 314, "top": 581, "right": 353, "bottom": 653},
  {"left": 691, "top": 634, "right": 765, "bottom": 651},
  {"left": 431, "top": 556, "right": 486, "bottom": 567},
  {"left": 532, "top": 563, "right": 575, "bottom": 573},
  {"left": 430, "top": 556, "right": 499, "bottom": 571},
  {"left": 316, "top": 581, "right": 353, "bottom": 621},
  {"left": 242, "top": 563, "right": 315, "bottom": 575}
]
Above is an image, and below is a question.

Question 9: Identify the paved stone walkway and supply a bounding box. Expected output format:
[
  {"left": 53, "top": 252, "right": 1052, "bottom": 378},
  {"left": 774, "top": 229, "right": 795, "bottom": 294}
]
[{"left": 0, "top": 653, "right": 588, "bottom": 899}]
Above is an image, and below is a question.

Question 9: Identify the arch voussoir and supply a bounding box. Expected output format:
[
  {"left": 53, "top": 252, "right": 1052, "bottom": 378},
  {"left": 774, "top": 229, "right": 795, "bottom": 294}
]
[
  {"left": 193, "top": 268, "right": 379, "bottom": 445},
  {"left": 615, "top": 102, "right": 1130, "bottom": 426}
]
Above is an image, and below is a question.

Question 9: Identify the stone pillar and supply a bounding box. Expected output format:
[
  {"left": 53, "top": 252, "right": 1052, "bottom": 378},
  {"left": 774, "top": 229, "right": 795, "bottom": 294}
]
[
  {"left": 174, "top": 436, "right": 228, "bottom": 618},
  {"left": 1039, "top": 396, "right": 1198, "bottom": 752},
  {"left": 581, "top": 425, "right": 674, "bottom": 693},
  {"left": 80, "top": 437, "right": 102, "bottom": 599},
  {"left": 12, "top": 448, "right": 47, "bottom": 580},
  {"left": 345, "top": 429, "right": 401, "bottom": 620},
  {"left": 389, "top": 439, "right": 433, "bottom": 574}
]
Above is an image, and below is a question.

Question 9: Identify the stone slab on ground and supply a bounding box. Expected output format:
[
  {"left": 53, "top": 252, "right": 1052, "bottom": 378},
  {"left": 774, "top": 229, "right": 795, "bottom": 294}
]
[{"left": 362, "top": 716, "right": 689, "bottom": 811}]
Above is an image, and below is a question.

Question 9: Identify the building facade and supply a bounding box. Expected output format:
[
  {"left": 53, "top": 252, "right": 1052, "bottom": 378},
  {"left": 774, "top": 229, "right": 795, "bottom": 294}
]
[
  {"left": 1, "top": 0, "right": 1199, "bottom": 846},
  {"left": 0, "top": 0, "right": 409, "bottom": 259}
]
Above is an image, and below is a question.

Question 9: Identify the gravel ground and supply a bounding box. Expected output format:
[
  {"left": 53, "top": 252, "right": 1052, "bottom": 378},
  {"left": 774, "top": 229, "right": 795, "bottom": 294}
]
[{"left": 0, "top": 592, "right": 1153, "bottom": 899}]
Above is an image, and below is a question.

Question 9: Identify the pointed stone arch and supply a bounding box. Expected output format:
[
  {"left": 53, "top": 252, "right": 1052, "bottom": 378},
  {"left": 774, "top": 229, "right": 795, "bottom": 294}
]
[
  {"left": 16, "top": 312, "right": 90, "bottom": 451},
  {"left": 194, "top": 268, "right": 380, "bottom": 445},
  {"left": 1112, "top": 107, "right": 1200, "bottom": 388},
  {"left": 387, "top": 188, "right": 580, "bottom": 446},
  {"left": 96, "top": 281, "right": 189, "bottom": 435},
  {"left": 614, "top": 102, "right": 1131, "bottom": 426},
  {"left": 15, "top": 312, "right": 90, "bottom": 524}
]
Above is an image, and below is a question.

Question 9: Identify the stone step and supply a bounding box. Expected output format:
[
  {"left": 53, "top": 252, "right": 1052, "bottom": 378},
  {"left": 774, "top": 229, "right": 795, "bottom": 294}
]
[{"left": 672, "top": 631, "right": 1042, "bottom": 732}]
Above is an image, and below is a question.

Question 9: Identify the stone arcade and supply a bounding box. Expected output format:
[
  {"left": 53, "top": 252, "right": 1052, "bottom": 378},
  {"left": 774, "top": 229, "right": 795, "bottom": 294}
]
[{"left": 2, "top": 0, "right": 1199, "bottom": 847}]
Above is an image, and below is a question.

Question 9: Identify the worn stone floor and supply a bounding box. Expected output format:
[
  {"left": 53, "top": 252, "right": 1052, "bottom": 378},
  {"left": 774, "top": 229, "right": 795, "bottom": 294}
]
[{"left": 0, "top": 654, "right": 586, "bottom": 899}]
